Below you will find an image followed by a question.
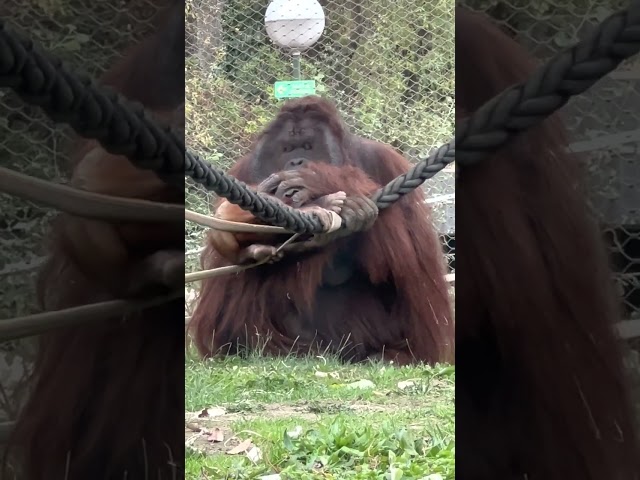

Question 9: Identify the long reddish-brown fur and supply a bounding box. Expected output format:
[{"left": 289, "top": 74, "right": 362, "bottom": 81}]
[
  {"left": 456, "top": 7, "right": 640, "bottom": 479},
  {"left": 5, "top": 2, "right": 185, "bottom": 479},
  {"left": 190, "top": 141, "right": 454, "bottom": 364}
]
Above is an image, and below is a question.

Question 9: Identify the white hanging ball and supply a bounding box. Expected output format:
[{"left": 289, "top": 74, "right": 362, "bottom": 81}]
[{"left": 265, "top": 0, "right": 326, "bottom": 51}]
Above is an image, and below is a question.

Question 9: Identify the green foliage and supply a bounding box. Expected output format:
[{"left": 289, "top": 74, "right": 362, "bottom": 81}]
[
  {"left": 273, "top": 421, "right": 454, "bottom": 479},
  {"left": 186, "top": 0, "right": 454, "bottom": 161},
  {"left": 185, "top": 354, "right": 455, "bottom": 479}
]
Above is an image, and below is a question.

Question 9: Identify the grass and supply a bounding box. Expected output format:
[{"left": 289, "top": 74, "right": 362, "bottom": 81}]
[{"left": 185, "top": 349, "right": 455, "bottom": 479}]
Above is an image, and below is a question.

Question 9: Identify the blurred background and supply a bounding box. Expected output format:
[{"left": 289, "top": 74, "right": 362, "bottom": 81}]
[
  {"left": 0, "top": 0, "right": 172, "bottom": 428},
  {"left": 464, "top": 0, "right": 640, "bottom": 417}
]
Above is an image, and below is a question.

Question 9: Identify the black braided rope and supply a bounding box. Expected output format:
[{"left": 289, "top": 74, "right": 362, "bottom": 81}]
[
  {"left": 0, "top": 23, "right": 184, "bottom": 178},
  {"left": 456, "top": 1, "right": 640, "bottom": 166},
  {"left": 186, "top": 150, "right": 330, "bottom": 232},
  {"left": 372, "top": 2, "right": 640, "bottom": 207},
  {"left": 371, "top": 139, "right": 455, "bottom": 209},
  {"left": 0, "top": 21, "right": 327, "bottom": 234}
]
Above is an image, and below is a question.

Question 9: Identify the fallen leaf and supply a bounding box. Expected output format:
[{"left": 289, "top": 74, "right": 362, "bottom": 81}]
[
  {"left": 246, "top": 446, "right": 262, "bottom": 463},
  {"left": 346, "top": 379, "right": 375, "bottom": 389},
  {"left": 207, "top": 428, "right": 224, "bottom": 443},
  {"left": 397, "top": 380, "right": 415, "bottom": 390},
  {"left": 227, "top": 438, "right": 253, "bottom": 455}
]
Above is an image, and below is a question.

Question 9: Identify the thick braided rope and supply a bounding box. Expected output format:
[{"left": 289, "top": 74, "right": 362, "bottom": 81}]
[
  {"left": 371, "top": 140, "right": 454, "bottom": 209},
  {"left": 373, "top": 3, "right": 640, "bottom": 207},
  {"left": 0, "top": 22, "right": 183, "bottom": 178},
  {"left": 0, "top": 21, "right": 327, "bottom": 234},
  {"left": 456, "top": 2, "right": 640, "bottom": 165},
  {"left": 186, "top": 151, "right": 328, "bottom": 232}
]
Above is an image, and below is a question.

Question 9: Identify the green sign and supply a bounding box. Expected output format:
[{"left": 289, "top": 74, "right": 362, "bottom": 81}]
[{"left": 274, "top": 80, "right": 316, "bottom": 99}]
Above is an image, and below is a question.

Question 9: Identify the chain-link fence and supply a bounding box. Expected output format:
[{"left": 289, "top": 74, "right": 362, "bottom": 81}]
[
  {"left": 184, "top": 0, "right": 456, "bottom": 304},
  {"left": 463, "top": 0, "right": 640, "bottom": 324},
  {"left": 0, "top": 0, "right": 169, "bottom": 423}
]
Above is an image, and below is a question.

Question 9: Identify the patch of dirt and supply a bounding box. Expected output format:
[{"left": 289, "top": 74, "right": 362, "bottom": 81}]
[
  {"left": 184, "top": 399, "right": 422, "bottom": 455},
  {"left": 185, "top": 403, "right": 319, "bottom": 455}
]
